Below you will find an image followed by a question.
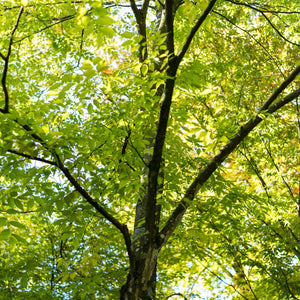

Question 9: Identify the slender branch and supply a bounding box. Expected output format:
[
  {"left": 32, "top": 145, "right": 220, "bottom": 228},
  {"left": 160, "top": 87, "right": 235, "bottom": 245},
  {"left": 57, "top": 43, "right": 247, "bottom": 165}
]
[
  {"left": 260, "top": 65, "right": 300, "bottom": 111},
  {"left": 145, "top": 0, "right": 218, "bottom": 240},
  {"left": 1, "top": 117, "right": 135, "bottom": 272},
  {"left": 13, "top": 14, "right": 75, "bottom": 44},
  {"left": 220, "top": 232, "right": 258, "bottom": 300},
  {"left": 7, "top": 149, "right": 57, "bottom": 166},
  {"left": 239, "top": 147, "right": 271, "bottom": 198},
  {"left": 261, "top": 138, "right": 294, "bottom": 199},
  {"left": 2, "top": 1, "right": 84, "bottom": 11},
  {"left": 224, "top": 0, "right": 300, "bottom": 14},
  {"left": 16, "top": 121, "right": 47, "bottom": 145},
  {"left": 121, "top": 129, "right": 131, "bottom": 155},
  {"left": 177, "top": 0, "right": 218, "bottom": 65},
  {"left": 165, "top": 0, "right": 175, "bottom": 56},
  {"left": 166, "top": 293, "right": 188, "bottom": 300},
  {"left": 260, "top": 11, "right": 300, "bottom": 47},
  {"left": 257, "top": 216, "right": 300, "bottom": 258},
  {"left": 225, "top": 0, "right": 300, "bottom": 46},
  {"left": 252, "top": 9, "right": 300, "bottom": 15},
  {"left": 212, "top": 10, "right": 285, "bottom": 79},
  {"left": 0, "top": 6, "right": 24, "bottom": 113},
  {"left": 296, "top": 97, "right": 300, "bottom": 216},
  {"left": 57, "top": 164, "right": 134, "bottom": 270},
  {"left": 9, "top": 6, "right": 24, "bottom": 37},
  {"left": 278, "top": 265, "right": 298, "bottom": 299},
  {"left": 287, "top": 226, "right": 300, "bottom": 243},
  {"left": 267, "top": 87, "right": 300, "bottom": 113},
  {"left": 129, "top": 140, "right": 149, "bottom": 167},
  {"left": 145, "top": 0, "right": 180, "bottom": 237},
  {"left": 128, "top": 0, "right": 148, "bottom": 62},
  {"left": 197, "top": 252, "right": 249, "bottom": 300},
  {"left": 159, "top": 67, "right": 300, "bottom": 248}
]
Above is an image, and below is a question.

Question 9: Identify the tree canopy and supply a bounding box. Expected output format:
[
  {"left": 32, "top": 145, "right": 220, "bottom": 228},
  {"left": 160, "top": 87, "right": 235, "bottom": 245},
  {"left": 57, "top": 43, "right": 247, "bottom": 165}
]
[{"left": 0, "top": 0, "right": 299, "bottom": 299}]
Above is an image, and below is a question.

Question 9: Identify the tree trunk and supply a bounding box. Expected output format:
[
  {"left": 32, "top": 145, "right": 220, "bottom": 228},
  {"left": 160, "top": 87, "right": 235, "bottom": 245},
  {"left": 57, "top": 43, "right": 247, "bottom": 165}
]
[
  {"left": 120, "top": 225, "right": 160, "bottom": 299},
  {"left": 120, "top": 254, "right": 159, "bottom": 299},
  {"left": 120, "top": 2, "right": 188, "bottom": 299}
]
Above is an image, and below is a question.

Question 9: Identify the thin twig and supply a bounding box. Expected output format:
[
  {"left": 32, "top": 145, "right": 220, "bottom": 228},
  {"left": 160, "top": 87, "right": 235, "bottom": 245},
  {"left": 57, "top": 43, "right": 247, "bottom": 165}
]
[
  {"left": 261, "top": 138, "right": 295, "bottom": 200},
  {"left": 13, "top": 14, "right": 75, "bottom": 44},
  {"left": 212, "top": 10, "right": 286, "bottom": 79},
  {"left": 129, "top": 140, "right": 149, "bottom": 167},
  {"left": 261, "top": 10, "right": 300, "bottom": 47},
  {"left": 239, "top": 147, "right": 271, "bottom": 198},
  {"left": 225, "top": 0, "right": 300, "bottom": 46},
  {"left": 224, "top": 0, "right": 300, "bottom": 14},
  {"left": 2, "top": 1, "right": 84, "bottom": 10},
  {"left": 129, "top": 0, "right": 140, "bottom": 21},
  {"left": 296, "top": 97, "right": 300, "bottom": 216}
]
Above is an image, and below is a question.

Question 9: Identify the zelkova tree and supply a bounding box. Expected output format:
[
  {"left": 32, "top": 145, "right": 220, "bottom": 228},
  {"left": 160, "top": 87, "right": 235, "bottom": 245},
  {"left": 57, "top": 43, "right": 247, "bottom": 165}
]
[{"left": 0, "top": 0, "right": 299, "bottom": 299}]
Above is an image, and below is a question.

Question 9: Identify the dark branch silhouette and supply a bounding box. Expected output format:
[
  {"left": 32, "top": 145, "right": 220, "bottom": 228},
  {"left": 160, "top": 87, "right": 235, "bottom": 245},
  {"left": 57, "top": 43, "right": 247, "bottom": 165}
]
[
  {"left": 212, "top": 10, "right": 286, "bottom": 79},
  {"left": 159, "top": 66, "right": 300, "bottom": 247},
  {"left": 225, "top": 0, "right": 300, "bottom": 46},
  {"left": 0, "top": 6, "right": 24, "bottom": 113}
]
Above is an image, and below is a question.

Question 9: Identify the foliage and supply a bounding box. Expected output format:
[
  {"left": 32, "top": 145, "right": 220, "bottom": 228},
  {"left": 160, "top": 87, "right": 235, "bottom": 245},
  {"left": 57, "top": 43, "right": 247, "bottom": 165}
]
[{"left": 0, "top": 0, "right": 299, "bottom": 299}]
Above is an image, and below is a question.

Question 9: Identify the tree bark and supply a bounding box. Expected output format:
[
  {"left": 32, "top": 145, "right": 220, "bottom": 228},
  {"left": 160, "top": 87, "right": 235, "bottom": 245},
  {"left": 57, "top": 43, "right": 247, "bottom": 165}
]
[{"left": 120, "top": 1, "right": 221, "bottom": 298}]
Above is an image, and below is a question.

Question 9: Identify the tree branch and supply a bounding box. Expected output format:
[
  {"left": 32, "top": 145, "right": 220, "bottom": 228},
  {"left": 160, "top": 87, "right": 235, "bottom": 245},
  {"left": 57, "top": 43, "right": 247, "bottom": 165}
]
[
  {"left": 260, "top": 135, "right": 295, "bottom": 200},
  {"left": 239, "top": 147, "right": 271, "bottom": 198},
  {"left": 224, "top": 0, "right": 300, "bottom": 14},
  {"left": 129, "top": 0, "right": 148, "bottom": 62},
  {"left": 0, "top": 6, "right": 24, "bottom": 113},
  {"left": 13, "top": 14, "right": 75, "bottom": 44},
  {"left": 212, "top": 10, "right": 286, "bottom": 79},
  {"left": 165, "top": 0, "right": 175, "bottom": 55},
  {"left": 1, "top": 1, "right": 84, "bottom": 11},
  {"left": 260, "top": 65, "right": 300, "bottom": 111},
  {"left": 57, "top": 164, "right": 134, "bottom": 271},
  {"left": 2, "top": 117, "right": 135, "bottom": 273},
  {"left": 146, "top": 0, "right": 217, "bottom": 239},
  {"left": 225, "top": 0, "right": 300, "bottom": 47},
  {"left": 260, "top": 10, "right": 300, "bottom": 47},
  {"left": 166, "top": 293, "right": 188, "bottom": 300},
  {"left": 159, "top": 66, "right": 300, "bottom": 248},
  {"left": 145, "top": 0, "right": 179, "bottom": 238},
  {"left": 7, "top": 149, "right": 57, "bottom": 166},
  {"left": 266, "top": 87, "right": 300, "bottom": 113},
  {"left": 177, "top": 0, "right": 218, "bottom": 65}
]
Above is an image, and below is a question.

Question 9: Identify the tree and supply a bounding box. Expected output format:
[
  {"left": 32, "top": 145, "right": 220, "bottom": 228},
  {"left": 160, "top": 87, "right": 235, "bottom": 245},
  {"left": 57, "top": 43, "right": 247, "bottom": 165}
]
[{"left": 0, "top": 0, "right": 299, "bottom": 299}]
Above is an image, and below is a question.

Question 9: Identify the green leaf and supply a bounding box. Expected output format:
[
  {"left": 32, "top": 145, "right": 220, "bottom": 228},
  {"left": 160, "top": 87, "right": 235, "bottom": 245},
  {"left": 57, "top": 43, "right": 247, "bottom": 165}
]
[
  {"left": 14, "top": 199, "right": 24, "bottom": 210},
  {"left": 62, "top": 231, "right": 73, "bottom": 240},
  {"left": 9, "top": 221, "right": 26, "bottom": 229},
  {"left": 6, "top": 209, "right": 18, "bottom": 214},
  {"left": 0, "top": 2, "right": 299, "bottom": 298},
  {"left": 95, "top": 16, "right": 114, "bottom": 26},
  {"left": 99, "top": 26, "right": 115, "bottom": 38},
  {"left": 87, "top": 103, "right": 93, "bottom": 114},
  {"left": 92, "top": 7, "right": 108, "bottom": 17},
  {"left": 0, "top": 229, "right": 10, "bottom": 240},
  {"left": 0, "top": 217, "right": 7, "bottom": 227}
]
